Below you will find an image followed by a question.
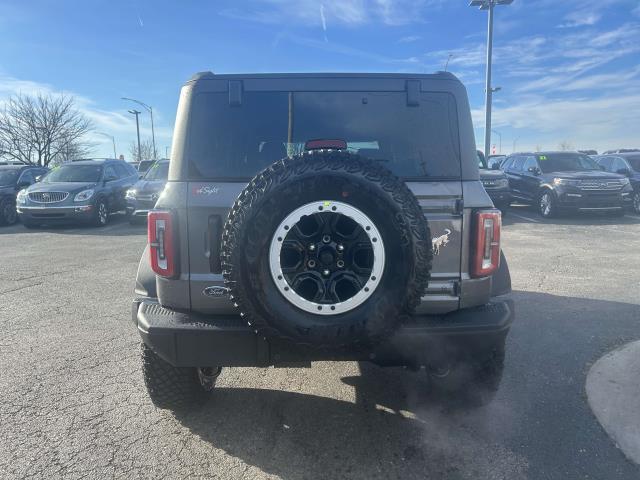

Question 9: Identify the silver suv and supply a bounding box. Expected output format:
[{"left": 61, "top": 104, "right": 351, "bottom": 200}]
[{"left": 132, "top": 72, "right": 514, "bottom": 411}]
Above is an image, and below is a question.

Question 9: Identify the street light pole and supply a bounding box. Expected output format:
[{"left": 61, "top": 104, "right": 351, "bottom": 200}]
[
  {"left": 97, "top": 132, "right": 117, "bottom": 158},
  {"left": 122, "top": 97, "right": 157, "bottom": 159},
  {"left": 128, "top": 110, "right": 142, "bottom": 162},
  {"left": 469, "top": 0, "right": 513, "bottom": 158}
]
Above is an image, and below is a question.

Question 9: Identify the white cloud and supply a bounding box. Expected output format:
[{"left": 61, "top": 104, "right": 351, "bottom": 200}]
[
  {"left": 557, "top": 11, "right": 601, "bottom": 28},
  {"left": 397, "top": 35, "right": 421, "bottom": 44},
  {"left": 220, "top": 0, "right": 444, "bottom": 26}
]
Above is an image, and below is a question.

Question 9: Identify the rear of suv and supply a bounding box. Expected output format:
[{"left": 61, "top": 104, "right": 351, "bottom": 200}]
[{"left": 133, "top": 72, "right": 514, "bottom": 411}]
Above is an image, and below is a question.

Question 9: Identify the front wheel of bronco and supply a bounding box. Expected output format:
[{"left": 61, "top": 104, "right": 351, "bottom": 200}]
[
  {"left": 141, "top": 343, "right": 220, "bottom": 411},
  {"left": 428, "top": 340, "right": 505, "bottom": 408}
]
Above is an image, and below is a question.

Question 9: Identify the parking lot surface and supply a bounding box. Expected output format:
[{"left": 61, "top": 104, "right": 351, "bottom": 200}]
[{"left": 1, "top": 208, "right": 640, "bottom": 479}]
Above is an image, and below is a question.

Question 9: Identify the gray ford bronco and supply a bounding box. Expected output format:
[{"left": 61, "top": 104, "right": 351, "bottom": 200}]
[{"left": 133, "top": 72, "right": 514, "bottom": 411}]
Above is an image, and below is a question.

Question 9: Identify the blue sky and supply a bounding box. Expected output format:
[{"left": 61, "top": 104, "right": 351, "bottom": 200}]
[{"left": 1, "top": 0, "right": 638, "bottom": 158}]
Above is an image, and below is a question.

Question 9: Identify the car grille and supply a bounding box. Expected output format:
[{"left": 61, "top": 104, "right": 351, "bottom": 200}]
[
  {"left": 136, "top": 193, "right": 159, "bottom": 202},
  {"left": 28, "top": 191, "right": 69, "bottom": 203},
  {"left": 579, "top": 180, "right": 623, "bottom": 191}
]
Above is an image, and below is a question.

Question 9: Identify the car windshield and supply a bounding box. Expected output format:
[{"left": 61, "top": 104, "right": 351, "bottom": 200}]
[
  {"left": 537, "top": 153, "right": 601, "bottom": 173},
  {"left": 0, "top": 170, "right": 19, "bottom": 186},
  {"left": 625, "top": 155, "right": 640, "bottom": 171},
  {"left": 144, "top": 162, "right": 169, "bottom": 180},
  {"left": 188, "top": 91, "right": 461, "bottom": 179},
  {"left": 43, "top": 164, "right": 102, "bottom": 183}
]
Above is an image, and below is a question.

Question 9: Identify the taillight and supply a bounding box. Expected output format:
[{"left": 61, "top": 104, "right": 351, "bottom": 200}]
[
  {"left": 471, "top": 210, "right": 501, "bottom": 278},
  {"left": 148, "top": 210, "right": 178, "bottom": 278}
]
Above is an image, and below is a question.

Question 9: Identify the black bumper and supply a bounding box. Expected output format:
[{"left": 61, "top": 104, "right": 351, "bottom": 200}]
[
  {"left": 17, "top": 205, "right": 95, "bottom": 222},
  {"left": 133, "top": 298, "right": 514, "bottom": 368},
  {"left": 555, "top": 189, "right": 632, "bottom": 210}
]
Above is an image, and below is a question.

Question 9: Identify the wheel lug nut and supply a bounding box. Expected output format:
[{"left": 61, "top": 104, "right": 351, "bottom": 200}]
[
  {"left": 322, "top": 235, "right": 331, "bottom": 243},
  {"left": 336, "top": 260, "right": 345, "bottom": 268},
  {"left": 323, "top": 269, "right": 330, "bottom": 276},
  {"left": 337, "top": 244, "right": 344, "bottom": 252},
  {"left": 308, "top": 260, "right": 316, "bottom": 268}
]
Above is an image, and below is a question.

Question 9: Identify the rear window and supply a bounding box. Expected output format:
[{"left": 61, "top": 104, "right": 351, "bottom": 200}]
[{"left": 187, "top": 91, "right": 461, "bottom": 180}]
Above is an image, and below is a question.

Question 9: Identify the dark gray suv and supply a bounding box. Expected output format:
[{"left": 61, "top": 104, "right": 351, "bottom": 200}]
[
  {"left": 133, "top": 72, "right": 514, "bottom": 411},
  {"left": 17, "top": 159, "right": 139, "bottom": 227}
]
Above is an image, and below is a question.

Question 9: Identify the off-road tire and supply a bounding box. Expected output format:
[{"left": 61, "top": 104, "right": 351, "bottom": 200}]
[
  {"left": 221, "top": 150, "right": 432, "bottom": 349},
  {"left": 0, "top": 198, "right": 18, "bottom": 225},
  {"left": 141, "top": 343, "right": 213, "bottom": 411},
  {"left": 428, "top": 340, "right": 505, "bottom": 408}
]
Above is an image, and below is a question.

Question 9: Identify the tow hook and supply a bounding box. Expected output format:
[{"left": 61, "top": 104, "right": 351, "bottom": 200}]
[{"left": 197, "top": 366, "right": 222, "bottom": 391}]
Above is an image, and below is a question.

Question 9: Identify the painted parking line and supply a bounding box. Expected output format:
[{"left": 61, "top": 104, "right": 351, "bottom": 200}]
[{"left": 507, "top": 211, "right": 542, "bottom": 223}]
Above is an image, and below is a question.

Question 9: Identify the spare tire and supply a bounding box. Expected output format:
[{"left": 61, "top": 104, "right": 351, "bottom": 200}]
[{"left": 221, "top": 150, "right": 432, "bottom": 349}]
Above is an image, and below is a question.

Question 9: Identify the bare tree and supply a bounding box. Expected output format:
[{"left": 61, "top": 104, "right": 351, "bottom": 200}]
[
  {"left": 0, "top": 93, "right": 93, "bottom": 166},
  {"left": 129, "top": 139, "right": 155, "bottom": 162},
  {"left": 558, "top": 140, "right": 573, "bottom": 151}
]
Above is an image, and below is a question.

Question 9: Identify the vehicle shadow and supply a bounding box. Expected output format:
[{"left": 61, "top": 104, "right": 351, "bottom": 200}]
[
  {"left": 0, "top": 213, "right": 147, "bottom": 236},
  {"left": 170, "top": 290, "right": 640, "bottom": 479},
  {"left": 503, "top": 204, "right": 640, "bottom": 227}
]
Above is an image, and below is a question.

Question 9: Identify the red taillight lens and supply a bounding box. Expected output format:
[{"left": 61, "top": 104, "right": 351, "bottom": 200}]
[
  {"left": 148, "top": 210, "right": 178, "bottom": 278},
  {"left": 471, "top": 210, "right": 501, "bottom": 278}
]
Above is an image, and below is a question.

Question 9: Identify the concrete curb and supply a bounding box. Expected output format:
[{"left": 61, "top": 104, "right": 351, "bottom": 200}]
[{"left": 586, "top": 340, "right": 640, "bottom": 465}]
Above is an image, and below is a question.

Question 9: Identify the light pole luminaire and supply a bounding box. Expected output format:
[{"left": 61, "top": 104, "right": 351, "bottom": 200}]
[
  {"left": 469, "top": 0, "right": 512, "bottom": 158},
  {"left": 122, "top": 97, "right": 157, "bottom": 159}
]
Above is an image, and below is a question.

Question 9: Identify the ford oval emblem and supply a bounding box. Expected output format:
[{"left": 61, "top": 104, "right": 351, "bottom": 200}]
[{"left": 202, "top": 286, "right": 230, "bottom": 298}]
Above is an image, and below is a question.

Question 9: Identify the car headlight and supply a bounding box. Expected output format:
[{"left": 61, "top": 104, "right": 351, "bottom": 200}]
[
  {"left": 74, "top": 189, "right": 94, "bottom": 202},
  {"left": 16, "top": 189, "right": 28, "bottom": 204},
  {"left": 553, "top": 178, "right": 580, "bottom": 186},
  {"left": 125, "top": 189, "right": 137, "bottom": 199}
]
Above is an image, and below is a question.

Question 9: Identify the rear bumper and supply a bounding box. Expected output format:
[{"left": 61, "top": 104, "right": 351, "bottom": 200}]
[{"left": 133, "top": 298, "right": 514, "bottom": 368}]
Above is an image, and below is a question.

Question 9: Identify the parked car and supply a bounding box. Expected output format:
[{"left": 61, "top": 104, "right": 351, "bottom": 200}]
[
  {"left": 16, "top": 159, "right": 139, "bottom": 227},
  {"left": 593, "top": 153, "right": 640, "bottom": 213},
  {"left": 502, "top": 151, "right": 632, "bottom": 218},
  {"left": 478, "top": 151, "right": 511, "bottom": 211},
  {"left": 487, "top": 154, "right": 507, "bottom": 169},
  {"left": 137, "top": 160, "right": 156, "bottom": 176},
  {"left": 133, "top": 71, "right": 513, "bottom": 411},
  {"left": 126, "top": 159, "right": 169, "bottom": 223},
  {"left": 0, "top": 165, "right": 48, "bottom": 225},
  {"left": 578, "top": 150, "right": 598, "bottom": 156}
]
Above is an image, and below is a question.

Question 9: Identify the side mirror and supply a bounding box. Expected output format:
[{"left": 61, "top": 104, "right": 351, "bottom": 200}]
[
  {"left": 35, "top": 175, "right": 42, "bottom": 182},
  {"left": 528, "top": 166, "right": 541, "bottom": 175}
]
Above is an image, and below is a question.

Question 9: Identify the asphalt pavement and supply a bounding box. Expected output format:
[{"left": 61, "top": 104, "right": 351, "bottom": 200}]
[{"left": 1, "top": 207, "right": 639, "bottom": 479}]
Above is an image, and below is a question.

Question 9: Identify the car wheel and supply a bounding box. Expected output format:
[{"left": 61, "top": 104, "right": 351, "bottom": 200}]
[
  {"left": 0, "top": 198, "right": 18, "bottom": 225},
  {"left": 141, "top": 343, "right": 219, "bottom": 411},
  {"left": 428, "top": 339, "right": 506, "bottom": 408},
  {"left": 538, "top": 190, "right": 556, "bottom": 218},
  {"left": 221, "top": 150, "right": 432, "bottom": 349},
  {"left": 633, "top": 192, "right": 640, "bottom": 214},
  {"left": 94, "top": 200, "right": 109, "bottom": 227}
]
